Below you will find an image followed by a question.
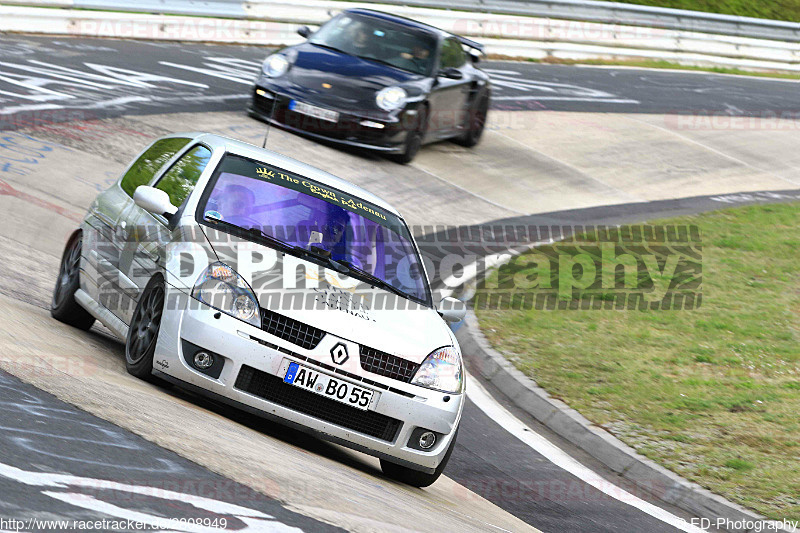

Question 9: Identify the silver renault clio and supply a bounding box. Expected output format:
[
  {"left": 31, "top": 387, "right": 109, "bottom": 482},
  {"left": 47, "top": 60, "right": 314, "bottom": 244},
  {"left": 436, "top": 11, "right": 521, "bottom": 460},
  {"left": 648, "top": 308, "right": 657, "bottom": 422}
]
[{"left": 51, "top": 133, "right": 466, "bottom": 487}]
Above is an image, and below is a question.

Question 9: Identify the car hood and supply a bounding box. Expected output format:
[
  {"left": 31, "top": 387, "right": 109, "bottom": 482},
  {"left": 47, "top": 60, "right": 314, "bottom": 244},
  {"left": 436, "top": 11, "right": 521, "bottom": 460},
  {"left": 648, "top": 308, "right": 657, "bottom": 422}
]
[
  {"left": 199, "top": 231, "right": 450, "bottom": 364},
  {"left": 285, "top": 43, "right": 423, "bottom": 109}
]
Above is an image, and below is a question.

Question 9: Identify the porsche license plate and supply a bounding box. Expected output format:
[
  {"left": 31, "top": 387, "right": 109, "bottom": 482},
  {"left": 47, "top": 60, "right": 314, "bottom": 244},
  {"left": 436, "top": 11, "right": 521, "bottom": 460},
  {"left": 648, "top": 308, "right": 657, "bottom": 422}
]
[
  {"left": 289, "top": 100, "right": 339, "bottom": 123},
  {"left": 283, "top": 362, "right": 375, "bottom": 410}
]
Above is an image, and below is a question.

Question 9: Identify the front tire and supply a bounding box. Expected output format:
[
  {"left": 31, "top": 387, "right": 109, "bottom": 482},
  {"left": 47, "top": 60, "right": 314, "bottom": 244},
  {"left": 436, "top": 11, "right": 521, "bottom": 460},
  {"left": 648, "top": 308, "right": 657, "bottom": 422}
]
[
  {"left": 454, "top": 95, "right": 488, "bottom": 148},
  {"left": 391, "top": 107, "right": 427, "bottom": 164},
  {"left": 380, "top": 429, "right": 458, "bottom": 488},
  {"left": 125, "top": 276, "right": 165, "bottom": 380},
  {"left": 51, "top": 231, "right": 95, "bottom": 330}
]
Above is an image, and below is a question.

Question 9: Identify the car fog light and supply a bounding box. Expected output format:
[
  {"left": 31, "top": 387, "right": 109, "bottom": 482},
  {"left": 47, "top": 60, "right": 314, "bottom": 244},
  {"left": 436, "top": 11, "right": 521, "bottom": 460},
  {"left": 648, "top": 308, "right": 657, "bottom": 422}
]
[
  {"left": 194, "top": 351, "right": 214, "bottom": 370},
  {"left": 419, "top": 431, "right": 436, "bottom": 450}
]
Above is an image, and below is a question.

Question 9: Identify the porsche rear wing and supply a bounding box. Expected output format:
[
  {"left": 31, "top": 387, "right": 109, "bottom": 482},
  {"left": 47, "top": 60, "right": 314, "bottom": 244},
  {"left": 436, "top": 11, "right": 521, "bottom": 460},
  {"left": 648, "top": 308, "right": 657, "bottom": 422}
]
[{"left": 457, "top": 36, "right": 485, "bottom": 54}]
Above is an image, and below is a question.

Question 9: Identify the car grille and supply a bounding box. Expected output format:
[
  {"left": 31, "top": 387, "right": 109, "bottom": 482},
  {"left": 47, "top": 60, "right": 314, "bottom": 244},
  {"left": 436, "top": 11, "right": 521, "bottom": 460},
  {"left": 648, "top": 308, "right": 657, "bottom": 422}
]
[
  {"left": 360, "top": 346, "right": 420, "bottom": 383},
  {"left": 235, "top": 365, "right": 403, "bottom": 442},
  {"left": 260, "top": 308, "right": 325, "bottom": 350},
  {"left": 252, "top": 91, "right": 392, "bottom": 144}
]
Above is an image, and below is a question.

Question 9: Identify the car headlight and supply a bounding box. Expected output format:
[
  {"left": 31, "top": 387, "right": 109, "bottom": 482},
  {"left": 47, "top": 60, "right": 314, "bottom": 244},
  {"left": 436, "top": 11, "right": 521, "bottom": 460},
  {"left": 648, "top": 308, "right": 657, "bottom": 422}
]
[
  {"left": 262, "top": 54, "right": 290, "bottom": 78},
  {"left": 411, "top": 346, "right": 463, "bottom": 393},
  {"left": 192, "top": 262, "right": 261, "bottom": 328},
  {"left": 376, "top": 86, "right": 407, "bottom": 111}
]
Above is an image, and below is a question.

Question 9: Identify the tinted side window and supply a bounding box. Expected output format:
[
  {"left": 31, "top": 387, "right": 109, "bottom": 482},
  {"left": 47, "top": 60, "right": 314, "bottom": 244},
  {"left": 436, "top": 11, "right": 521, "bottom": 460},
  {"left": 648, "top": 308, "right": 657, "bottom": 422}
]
[
  {"left": 440, "top": 38, "right": 466, "bottom": 69},
  {"left": 155, "top": 145, "right": 213, "bottom": 208},
  {"left": 120, "top": 138, "right": 191, "bottom": 197}
]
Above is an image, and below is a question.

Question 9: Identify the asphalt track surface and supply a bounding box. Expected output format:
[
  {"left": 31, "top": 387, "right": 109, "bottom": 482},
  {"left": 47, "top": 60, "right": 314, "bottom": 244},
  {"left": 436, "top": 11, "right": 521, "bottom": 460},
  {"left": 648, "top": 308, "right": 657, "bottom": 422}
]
[
  {"left": 0, "top": 34, "right": 798, "bottom": 129},
  {"left": 1, "top": 33, "right": 798, "bottom": 533},
  {"left": 0, "top": 368, "right": 341, "bottom": 532}
]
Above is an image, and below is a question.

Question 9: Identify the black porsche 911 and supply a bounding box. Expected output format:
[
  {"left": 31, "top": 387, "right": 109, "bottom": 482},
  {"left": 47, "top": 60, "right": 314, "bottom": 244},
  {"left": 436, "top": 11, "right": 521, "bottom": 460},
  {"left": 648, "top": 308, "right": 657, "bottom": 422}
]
[{"left": 248, "top": 9, "right": 491, "bottom": 163}]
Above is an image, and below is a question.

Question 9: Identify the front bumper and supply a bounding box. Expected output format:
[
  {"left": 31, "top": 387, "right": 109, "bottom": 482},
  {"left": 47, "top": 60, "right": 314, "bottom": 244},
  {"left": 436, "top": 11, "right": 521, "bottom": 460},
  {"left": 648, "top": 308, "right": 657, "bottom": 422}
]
[
  {"left": 154, "top": 298, "right": 463, "bottom": 473},
  {"left": 248, "top": 84, "right": 414, "bottom": 154}
]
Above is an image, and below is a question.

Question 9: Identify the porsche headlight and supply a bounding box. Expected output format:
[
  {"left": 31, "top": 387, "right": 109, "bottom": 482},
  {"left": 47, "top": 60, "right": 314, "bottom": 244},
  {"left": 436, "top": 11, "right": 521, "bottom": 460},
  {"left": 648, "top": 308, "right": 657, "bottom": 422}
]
[
  {"left": 411, "top": 346, "right": 463, "bottom": 393},
  {"left": 192, "top": 262, "right": 261, "bottom": 328},
  {"left": 376, "top": 86, "right": 407, "bottom": 111},
  {"left": 262, "top": 54, "right": 290, "bottom": 78}
]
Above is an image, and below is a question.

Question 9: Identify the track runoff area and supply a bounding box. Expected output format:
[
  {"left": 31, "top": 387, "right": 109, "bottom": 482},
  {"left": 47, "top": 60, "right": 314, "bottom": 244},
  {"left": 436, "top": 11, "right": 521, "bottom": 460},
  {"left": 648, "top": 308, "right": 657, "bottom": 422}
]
[{"left": 1, "top": 33, "right": 799, "bottom": 533}]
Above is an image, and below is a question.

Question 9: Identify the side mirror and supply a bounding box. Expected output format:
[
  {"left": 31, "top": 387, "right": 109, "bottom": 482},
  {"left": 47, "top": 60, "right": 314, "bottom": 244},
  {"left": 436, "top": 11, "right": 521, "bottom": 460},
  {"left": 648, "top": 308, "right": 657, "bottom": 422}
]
[
  {"left": 297, "top": 26, "right": 311, "bottom": 39},
  {"left": 133, "top": 186, "right": 177, "bottom": 218},
  {"left": 438, "top": 297, "right": 466, "bottom": 323},
  {"left": 469, "top": 51, "right": 481, "bottom": 64},
  {"left": 438, "top": 67, "right": 463, "bottom": 80}
]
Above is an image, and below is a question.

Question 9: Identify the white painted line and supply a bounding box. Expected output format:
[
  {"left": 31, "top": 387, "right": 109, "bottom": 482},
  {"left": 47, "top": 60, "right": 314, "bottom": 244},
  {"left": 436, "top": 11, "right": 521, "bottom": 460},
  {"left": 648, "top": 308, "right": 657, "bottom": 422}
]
[
  {"left": 0, "top": 103, "right": 62, "bottom": 115},
  {"left": 572, "top": 63, "right": 800, "bottom": 83},
  {"left": 159, "top": 60, "right": 258, "bottom": 85},
  {"left": 624, "top": 116, "right": 800, "bottom": 186},
  {"left": 466, "top": 374, "right": 706, "bottom": 533},
  {"left": 411, "top": 164, "right": 526, "bottom": 215},
  {"left": 493, "top": 96, "right": 641, "bottom": 103},
  {"left": 81, "top": 95, "right": 151, "bottom": 109},
  {"left": 488, "top": 129, "right": 646, "bottom": 203}
]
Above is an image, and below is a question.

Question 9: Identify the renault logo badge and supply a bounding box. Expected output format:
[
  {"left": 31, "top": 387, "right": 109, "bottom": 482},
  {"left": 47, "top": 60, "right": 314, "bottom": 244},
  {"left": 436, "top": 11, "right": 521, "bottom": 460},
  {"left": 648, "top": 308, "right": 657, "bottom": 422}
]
[{"left": 330, "top": 343, "right": 349, "bottom": 365}]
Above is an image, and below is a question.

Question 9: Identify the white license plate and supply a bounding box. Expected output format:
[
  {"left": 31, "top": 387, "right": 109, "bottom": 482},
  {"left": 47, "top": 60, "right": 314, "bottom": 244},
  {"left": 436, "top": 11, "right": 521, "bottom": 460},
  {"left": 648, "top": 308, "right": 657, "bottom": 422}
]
[
  {"left": 289, "top": 100, "right": 339, "bottom": 123},
  {"left": 283, "top": 362, "right": 375, "bottom": 411}
]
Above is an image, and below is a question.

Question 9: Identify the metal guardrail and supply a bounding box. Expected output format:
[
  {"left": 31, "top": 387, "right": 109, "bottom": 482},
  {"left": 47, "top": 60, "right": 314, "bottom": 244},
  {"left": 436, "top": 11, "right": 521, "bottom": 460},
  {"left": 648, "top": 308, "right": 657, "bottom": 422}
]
[
  {"left": 371, "top": 0, "right": 800, "bottom": 42},
  {"left": 4, "top": 0, "right": 800, "bottom": 42},
  {"left": 2, "top": 0, "right": 800, "bottom": 72}
]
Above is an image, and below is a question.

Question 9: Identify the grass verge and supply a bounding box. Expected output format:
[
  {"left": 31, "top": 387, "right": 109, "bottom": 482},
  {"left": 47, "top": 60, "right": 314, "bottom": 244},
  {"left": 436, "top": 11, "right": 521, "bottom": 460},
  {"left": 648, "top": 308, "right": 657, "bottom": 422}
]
[
  {"left": 595, "top": 0, "right": 800, "bottom": 24},
  {"left": 475, "top": 202, "right": 800, "bottom": 520},
  {"left": 487, "top": 55, "right": 800, "bottom": 80}
]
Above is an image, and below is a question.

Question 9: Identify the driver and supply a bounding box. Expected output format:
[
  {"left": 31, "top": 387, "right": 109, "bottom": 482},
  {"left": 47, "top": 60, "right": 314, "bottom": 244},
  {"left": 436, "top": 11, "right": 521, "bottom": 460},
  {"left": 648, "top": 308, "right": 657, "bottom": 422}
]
[
  {"left": 218, "top": 184, "right": 257, "bottom": 227},
  {"left": 347, "top": 21, "right": 371, "bottom": 53},
  {"left": 398, "top": 44, "right": 431, "bottom": 72},
  {"left": 322, "top": 209, "right": 350, "bottom": 261}
]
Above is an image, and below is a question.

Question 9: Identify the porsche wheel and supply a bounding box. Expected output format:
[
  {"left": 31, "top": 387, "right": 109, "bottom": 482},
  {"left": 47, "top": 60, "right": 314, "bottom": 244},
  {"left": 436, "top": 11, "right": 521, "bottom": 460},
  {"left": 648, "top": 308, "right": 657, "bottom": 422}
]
[
  {"left": 392, "top": 107, "right": 427, "bottom": 164},
  {"left": 454, "top": 95, "right": 488, "bottom": 148},
  {"left": 51, "top": 231, "right": 95, "bottom": 330}
]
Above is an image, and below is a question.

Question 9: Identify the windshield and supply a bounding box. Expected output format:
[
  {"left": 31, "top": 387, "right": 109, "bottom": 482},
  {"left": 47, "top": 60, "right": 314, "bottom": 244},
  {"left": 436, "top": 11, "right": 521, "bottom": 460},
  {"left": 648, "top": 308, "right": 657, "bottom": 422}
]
[
  {"left": 309, "top": 13, "right": 437, "bottom": 76},
  {"left": 198, "top": 154, "right": 431, "bottom": 305}
]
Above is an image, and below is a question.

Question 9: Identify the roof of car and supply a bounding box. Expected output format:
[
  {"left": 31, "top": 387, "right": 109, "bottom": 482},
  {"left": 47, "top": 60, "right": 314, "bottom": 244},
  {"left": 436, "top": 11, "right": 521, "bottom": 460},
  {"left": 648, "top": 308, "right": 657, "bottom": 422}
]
[
  {"left": 181, "top": 132, "right": 402, "bottom": 217},
  {"left": 343, "top": 8, "right": 485, "bottom": 52},
  {"left": 344, "top": 8, "right": 450, "bottom": 38}
]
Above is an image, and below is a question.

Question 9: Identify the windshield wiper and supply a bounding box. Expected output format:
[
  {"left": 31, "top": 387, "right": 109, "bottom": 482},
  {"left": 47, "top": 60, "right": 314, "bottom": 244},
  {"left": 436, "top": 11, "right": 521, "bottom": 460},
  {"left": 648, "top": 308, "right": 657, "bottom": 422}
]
[
  {"left": 203, "top": 218, "right": 413, "bottom": 295},
  {"left": 338, "top": 260, "right": 414, "bottom": 301},
  {"left": 205, "top": 217, "right": 301, "bottom": 255},
  {"left": 356, "top": 54, "right": 412, "bottom": 73},
  {"left": 310, "top": 42, "right": 349, "bottom": 55}
]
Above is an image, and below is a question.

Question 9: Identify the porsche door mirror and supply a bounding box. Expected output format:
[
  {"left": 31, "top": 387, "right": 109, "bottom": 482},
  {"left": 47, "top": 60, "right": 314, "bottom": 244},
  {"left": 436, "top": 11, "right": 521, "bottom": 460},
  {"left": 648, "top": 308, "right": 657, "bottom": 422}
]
[
  {"left": 297, "top": 26, "right": 311, "bottom": 39},
  {"left": 439, "top": 67, "right": 464, "bottom": 80},
  {"left": 133, "top": 186, "right": 177, "bottom": 219}
]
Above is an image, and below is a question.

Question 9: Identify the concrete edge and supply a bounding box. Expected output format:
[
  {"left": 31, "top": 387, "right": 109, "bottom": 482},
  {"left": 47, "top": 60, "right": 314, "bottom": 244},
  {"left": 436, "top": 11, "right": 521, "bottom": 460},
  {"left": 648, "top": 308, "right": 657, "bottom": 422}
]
[{"left": 456, "top": 310, "right": 796, "bottom": 533}]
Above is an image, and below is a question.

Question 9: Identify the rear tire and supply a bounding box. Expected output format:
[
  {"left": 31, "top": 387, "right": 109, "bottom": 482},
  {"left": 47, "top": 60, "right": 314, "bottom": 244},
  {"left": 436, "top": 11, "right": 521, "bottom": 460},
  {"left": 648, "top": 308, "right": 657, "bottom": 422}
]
[
  {"left": 454, "top": 95, "right": 488, "bottom": 148},
  {"left": 125, "top": 276, "right": 165, "bottom": 381},
  {"left": 380, "top": 429, "right": 458, "bottom": 488},
  {"left": 391, "top": 107, "right": 427, "bottom": 164},
  {"left": 51, "top": 231, "right": 95, "bottom": 330}
]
